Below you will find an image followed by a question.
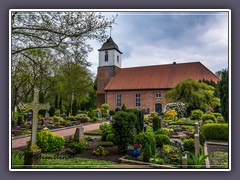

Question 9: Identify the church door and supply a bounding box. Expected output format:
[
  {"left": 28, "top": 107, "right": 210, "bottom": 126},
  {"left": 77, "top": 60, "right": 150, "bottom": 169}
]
[{"left": 155, "top": 103, "right": 162, "bottom": 113}]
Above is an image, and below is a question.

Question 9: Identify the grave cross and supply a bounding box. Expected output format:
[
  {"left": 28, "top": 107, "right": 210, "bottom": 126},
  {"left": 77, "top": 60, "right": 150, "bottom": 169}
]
[{"left": 22, "top": 88, "right": 50, "bottom": 146}]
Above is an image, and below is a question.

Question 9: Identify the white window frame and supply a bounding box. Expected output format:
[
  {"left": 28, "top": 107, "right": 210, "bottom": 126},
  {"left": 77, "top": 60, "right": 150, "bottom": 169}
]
[
  {"left": 135, "top": 93, "right": 141, "bottom": 107},
  {"left": 116, "top": 94, "right": 121, "bottom": 107},
  {"left": 155, "top": 93, "right": 162, "bottom": 99}
]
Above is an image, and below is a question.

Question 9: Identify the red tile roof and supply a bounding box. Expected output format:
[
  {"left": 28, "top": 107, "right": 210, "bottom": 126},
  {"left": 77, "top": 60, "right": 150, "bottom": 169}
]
[{"left": 104, "top": 62, "right": 219, "bottom": 91}]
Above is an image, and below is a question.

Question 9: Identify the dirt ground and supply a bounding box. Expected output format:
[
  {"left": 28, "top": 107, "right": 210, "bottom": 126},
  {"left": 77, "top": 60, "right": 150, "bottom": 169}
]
[{"left": 73, "top": 140, "right": 123, "bottom": 163}]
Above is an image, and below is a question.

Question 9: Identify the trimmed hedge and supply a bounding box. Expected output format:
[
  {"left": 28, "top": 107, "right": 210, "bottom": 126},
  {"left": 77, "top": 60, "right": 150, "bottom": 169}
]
[
  {"left": 201, "top": 114, "right": 217, "bottom": 123},
  {"left": 202, "top": 124, "right": 228, "bottom": 141}
]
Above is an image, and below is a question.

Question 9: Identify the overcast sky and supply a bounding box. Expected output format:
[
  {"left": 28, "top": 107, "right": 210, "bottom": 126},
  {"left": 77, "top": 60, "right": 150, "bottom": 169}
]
[{"left": 87, "top": 11, "right": 229, "bottom": 76}]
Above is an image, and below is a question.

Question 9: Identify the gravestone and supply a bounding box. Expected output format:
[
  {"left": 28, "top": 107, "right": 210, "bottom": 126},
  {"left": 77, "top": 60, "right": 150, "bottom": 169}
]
[
  {"left": 195, "top": 122, "right": 199, "bottom": 134},
  {"left": 159, "top": 117, "right": 163, "bottom": 129},
  {"left": 97, "top": 111, "right": 102, "bottom": 118},
  {"left": 182, "top": 154, "right": 188, "bottom": 168},
  {"left": 143, "top": 124, "right": 148, "bottom": 132},
  {"left": 19, "top": 88, "right": 50, "bottom": 168},
  {"left": 194, "top": 134, "right": 200, "bottom": 158},
  {"left": 74, "top": 127, "right": 84, "bottom": 142}
]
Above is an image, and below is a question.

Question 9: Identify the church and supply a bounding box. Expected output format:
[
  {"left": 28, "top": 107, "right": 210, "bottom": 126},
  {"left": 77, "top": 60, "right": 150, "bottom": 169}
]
[{"left": 96, "top": 37, "right": 219, "bottom": 113}]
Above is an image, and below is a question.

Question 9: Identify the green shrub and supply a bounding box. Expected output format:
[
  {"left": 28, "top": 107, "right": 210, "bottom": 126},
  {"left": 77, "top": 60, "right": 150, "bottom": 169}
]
[
  {"left": 136, "top": 131, "right": 156, "bottom": 156},
  {"left": 106, "top": 133, "right": 116, "bottom": 144},
  {"left": 152, "top": 116, "right": 160, "bottom": 131},
  {"left": 112, "top": 111, "right": 137, "bottom": 154},
  {"left": 99, "top": 141, "right": 114, "bottom": 147},
  {"left": 127, "top": 109, "right": 144, "bottom": 134},
  {"left": 142, "top": 142, "right": 152, "bottom": 162},
  {"left": 88, "top": 109, "right": 96, "bottom": 119},
  {"left": 201, "top": 114, "right": 217, "bottom": 123},
  {"left": 157, "top": 128, "right": 174, "bottom": 135},
  {"left": 93, "top": 117, "right": 98, "bottom": 122},
  {"left": 202, "top": 120, "right": 215, "bottom": 125},
  {"left": 52, "top": 116, "right": 66, "bottom": 123},
  {"left": 121, "top": 104, "right": 127, "bottom": 111},
  {"left": 69, "top": 142, "right": 86, "bottom": 154},
  {"left": 115, "top": 107, "right": 121, "bottom": 112},
  {"left": 190, "top": 109, "right": 203, "bottom": 120},
  {"left": 21, "top": 130, "right": 31, "bottom": 135},
  {"left": 165, "top": 109, "right": 177, "bottom": 120},
  {"left": 211, "top": 113, "right": 223, "bottom": 118},
  {"left": 75, "top": 114, "right": 90, "bottom": 123},
  {"left": 183, "top": 138, "right": 195, "bottom": 153},
  {"left": 65, "top": 116, "right": 75, "bottom": 121},
  {"left": 100, "top": 123, "right": 114, "bottom": 141},
  {"left": 37, "top": 129, "right": 65, "bottom": 152},
  {"left": 92, "top": 146, "right": 109, "bottom": 156},
  {"left": 154, "top": 129, "right": 167, "bottom": 135},
  {"left": 109, "top": 110, "right": 115, "bottom": 116},
  {"left": 155, "top": 134, "right": 170, "bottom": 148},
  {"left": 101, "top": 103, "right": 110, "bottom": 110},
  {"left": 202, "top": 124, "right": 228, "bottom": 140}
]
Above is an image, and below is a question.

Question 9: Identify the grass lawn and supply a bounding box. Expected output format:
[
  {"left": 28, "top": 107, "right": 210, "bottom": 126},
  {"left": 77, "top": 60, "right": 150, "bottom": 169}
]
[
  {"left": 208, "top": 151, "right": 228, "bottom": 168},
  {"left": 84, "top": 129, "right": 102, "bottom": 135},
  {"left": 12, "top": 150, "right": 115, "bottom": 169}
]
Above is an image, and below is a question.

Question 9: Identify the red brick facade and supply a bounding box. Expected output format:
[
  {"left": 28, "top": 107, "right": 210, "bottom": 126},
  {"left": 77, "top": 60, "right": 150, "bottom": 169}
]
[
  {"left": 96, "top": 66, "right": 120, "bottom": 107},
  {"left": 105, "top": 89, "right": 169, "bottom": 112}
]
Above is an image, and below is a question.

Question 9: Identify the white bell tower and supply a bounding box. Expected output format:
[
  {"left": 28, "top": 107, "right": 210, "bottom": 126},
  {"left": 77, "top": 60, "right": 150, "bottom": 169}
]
[{"left": 98, "top": 37, "right": 122, "bottom": 68}]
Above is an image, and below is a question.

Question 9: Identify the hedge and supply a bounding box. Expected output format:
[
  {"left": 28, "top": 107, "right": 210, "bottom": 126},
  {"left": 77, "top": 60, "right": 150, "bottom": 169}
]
[{"left": 202, "top": 124, "right": 228, "bottom": 141}]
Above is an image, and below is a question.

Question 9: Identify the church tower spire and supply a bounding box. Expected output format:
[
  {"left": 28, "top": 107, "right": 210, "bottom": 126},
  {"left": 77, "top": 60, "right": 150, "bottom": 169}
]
[{"left": 96, "top": 37, "right": 122, "bottom": 107}]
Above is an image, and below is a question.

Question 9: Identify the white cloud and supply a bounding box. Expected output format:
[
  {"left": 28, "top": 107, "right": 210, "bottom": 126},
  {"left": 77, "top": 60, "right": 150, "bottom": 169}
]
[{"left": 87, "top": 12, "right": 229, "bottom": 75}]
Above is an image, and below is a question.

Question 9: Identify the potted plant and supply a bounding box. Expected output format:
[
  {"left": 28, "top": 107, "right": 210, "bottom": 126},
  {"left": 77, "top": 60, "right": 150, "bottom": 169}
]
[{"left": 127, "top": 144, "right": 142, "bottom": 157}]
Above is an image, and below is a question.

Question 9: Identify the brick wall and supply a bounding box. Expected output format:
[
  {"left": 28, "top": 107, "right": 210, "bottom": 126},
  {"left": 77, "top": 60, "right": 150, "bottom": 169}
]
[
  {"left": 105, "top": 89, "right": 170, "bottom": 112},
  {"left": 96, "top": 66, "right": 120, "bottom": 107}
]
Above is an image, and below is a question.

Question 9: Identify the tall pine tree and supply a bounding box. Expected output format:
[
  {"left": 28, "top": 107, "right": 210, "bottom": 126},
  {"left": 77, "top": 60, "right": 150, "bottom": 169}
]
[
  {"left": 55, "top": 94, "right": 59, "bottom": 109},
  {"left": 218, "top": 69, "right": 229, "bottom": 122}
]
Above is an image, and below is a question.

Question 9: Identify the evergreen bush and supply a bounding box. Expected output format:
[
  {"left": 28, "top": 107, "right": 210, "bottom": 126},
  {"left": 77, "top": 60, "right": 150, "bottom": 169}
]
[
  {"left": 201, "top": 114, "right": 217, "bottom": 123},
  {"left": 190, "top": 109, "right": 203, "bottom": 120},
  {"left": 136, "top": 131, "right": 156, "bottom": 156},
  {"left": 112, "top": 111, "right": 137, "bottom": 154},
  {"left": 155, "top": 134, "right": 171, "bottom": 148},
  {"left": 202, "top": 124, "right": 228, "bottom": 140},
  {"left": 152, "top": 116, "right": 160, "bottom": 131}
]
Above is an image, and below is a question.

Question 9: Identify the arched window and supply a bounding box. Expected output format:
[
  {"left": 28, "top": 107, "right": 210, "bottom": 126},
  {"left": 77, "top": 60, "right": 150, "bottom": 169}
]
[{"left": 105, "top": 51, "right": 108, "bottom": 62}]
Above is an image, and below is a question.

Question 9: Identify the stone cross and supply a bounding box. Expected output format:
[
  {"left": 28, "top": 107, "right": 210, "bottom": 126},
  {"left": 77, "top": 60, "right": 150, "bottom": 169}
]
[{"left": 22, "top": 88, "right": 50, "bottom": 146}]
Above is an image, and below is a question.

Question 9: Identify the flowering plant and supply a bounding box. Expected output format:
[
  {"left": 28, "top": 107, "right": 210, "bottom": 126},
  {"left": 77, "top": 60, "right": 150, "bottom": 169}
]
[{"left": 127, "top": 144, "right": 142, "bottom": 150}]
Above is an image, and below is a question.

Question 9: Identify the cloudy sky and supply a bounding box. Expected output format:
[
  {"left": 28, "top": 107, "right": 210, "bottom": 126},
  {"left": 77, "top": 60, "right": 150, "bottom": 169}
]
[{"left": 87, "top": 11, "right": 229, "bottom": 76}]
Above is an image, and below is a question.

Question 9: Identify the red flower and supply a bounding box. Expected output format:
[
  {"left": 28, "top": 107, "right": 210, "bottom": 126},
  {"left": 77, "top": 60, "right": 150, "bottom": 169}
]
[{"left": 133, "top": 144, "right": 142, "bottom": 149}]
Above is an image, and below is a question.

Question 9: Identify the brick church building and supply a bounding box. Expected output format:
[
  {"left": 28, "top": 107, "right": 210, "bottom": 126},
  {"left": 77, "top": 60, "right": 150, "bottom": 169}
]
[{"left": 96, "top": 37, "right": 219, "bottom": 113}]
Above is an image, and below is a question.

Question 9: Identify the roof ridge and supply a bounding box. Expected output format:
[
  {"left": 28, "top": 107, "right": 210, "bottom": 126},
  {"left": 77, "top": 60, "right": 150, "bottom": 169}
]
[{"left": 121, "top": 61, "right": 201, "bottom": 70}]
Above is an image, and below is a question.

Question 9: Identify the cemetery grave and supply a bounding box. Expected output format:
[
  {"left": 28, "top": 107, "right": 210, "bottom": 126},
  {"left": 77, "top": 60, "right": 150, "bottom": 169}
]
[{"left": 12, "top": 98, "right": 229, "bottom": 169}]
